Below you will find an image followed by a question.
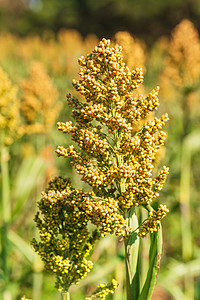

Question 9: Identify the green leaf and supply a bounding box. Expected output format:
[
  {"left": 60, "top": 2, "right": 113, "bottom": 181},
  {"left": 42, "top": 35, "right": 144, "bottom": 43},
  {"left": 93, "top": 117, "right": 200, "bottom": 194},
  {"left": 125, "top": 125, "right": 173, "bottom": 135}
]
[
  {"left": 138, "top": 226, "right": 162, "bottom": 300},
  {"left": 125, "top": 208, "right": 140, "bottom": 300},
  {"left": 8, "top": 230, "right": 43, "bottom": 269},
  {"left": 11, "top": 156, "right": 46, "bottom": 219}
]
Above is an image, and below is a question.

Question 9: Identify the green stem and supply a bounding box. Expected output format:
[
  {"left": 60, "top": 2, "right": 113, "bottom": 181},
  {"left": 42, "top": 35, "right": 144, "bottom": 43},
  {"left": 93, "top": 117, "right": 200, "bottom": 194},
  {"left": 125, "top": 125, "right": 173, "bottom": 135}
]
[
  {"left": 180, "top": 134, "right": 197, "bottom": 299},
  {"left": 0, "top": 147, "right": 11, "bottom": 291},
  {"left": 112, "top": 105, "right": 140, "bottom": 300},
  {"left": 140, "top": 209, "right": 149, "bottom": 287},
  {"left": 181, "top": 93, "right": 190, "bottom": 140},
  {"left": 33, "top": 271, "right": 43, "bottom": 300},
  {"left": 62, "top": 291, "right": 70, "bottom": 300},
  {"left": 138, "top": 225, "right": 163, "bottom": 300},
  {"left": 1, "top": 147, "right": 11, "bottom": 222},
  {"left": 180, "top": 143, "right": 192, "bottom": 260},
  {"left": 124, "top": 207, "right": 140, "bottom": 300}
]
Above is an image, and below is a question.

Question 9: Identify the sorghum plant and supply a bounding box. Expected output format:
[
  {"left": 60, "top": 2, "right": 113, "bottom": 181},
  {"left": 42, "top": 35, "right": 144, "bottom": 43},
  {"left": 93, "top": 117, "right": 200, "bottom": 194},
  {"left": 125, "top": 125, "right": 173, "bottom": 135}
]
[{"left": 32, "top": 38, "right": 169, "bottom": 300}]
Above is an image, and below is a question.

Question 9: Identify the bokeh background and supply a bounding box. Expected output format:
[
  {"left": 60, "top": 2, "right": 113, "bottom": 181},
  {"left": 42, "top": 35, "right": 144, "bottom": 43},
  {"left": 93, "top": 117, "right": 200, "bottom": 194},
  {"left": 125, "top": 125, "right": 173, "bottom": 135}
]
[{"left": 0, "top": 0, "right": 200, "bottom": 299}]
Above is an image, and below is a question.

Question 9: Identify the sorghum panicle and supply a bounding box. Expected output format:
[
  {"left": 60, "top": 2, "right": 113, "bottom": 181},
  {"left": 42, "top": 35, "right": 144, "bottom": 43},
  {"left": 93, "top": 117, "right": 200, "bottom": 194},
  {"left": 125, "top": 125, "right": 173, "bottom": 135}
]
[
  {"left": 84, "top": 279, "right": 119, "bottom": 300},
  {"left": 33, "top": 38, "right": 169, "bottom": 294},
  {"left": 32, "top": 176, "right": 102, "bottom": 291},
  {"left": 56, "top": 38, "right": 169, "bottom": 213},
  {"left": 114, "top": 31, "right": 146, "bottom": 72}
]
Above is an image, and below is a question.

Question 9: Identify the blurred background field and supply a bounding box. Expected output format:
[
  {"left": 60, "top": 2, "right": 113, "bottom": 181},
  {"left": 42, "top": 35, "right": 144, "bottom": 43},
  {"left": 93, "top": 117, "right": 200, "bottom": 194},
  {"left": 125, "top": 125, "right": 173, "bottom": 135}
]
[{"left": 0, "top": 1, "right": 200, "bottom": 299}]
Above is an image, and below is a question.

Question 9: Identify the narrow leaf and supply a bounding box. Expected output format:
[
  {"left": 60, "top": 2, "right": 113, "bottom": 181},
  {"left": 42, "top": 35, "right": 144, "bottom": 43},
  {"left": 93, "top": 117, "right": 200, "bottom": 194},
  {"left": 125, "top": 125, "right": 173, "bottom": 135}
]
[{"left": 138, "top": 226, "right": 162, "bottom": 300}]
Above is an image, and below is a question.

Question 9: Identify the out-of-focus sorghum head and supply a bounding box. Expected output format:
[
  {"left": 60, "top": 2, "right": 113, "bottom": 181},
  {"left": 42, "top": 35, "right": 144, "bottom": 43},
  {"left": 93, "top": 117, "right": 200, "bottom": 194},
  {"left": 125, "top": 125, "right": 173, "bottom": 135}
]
[
  {"left": 0, "top": 67, "right": 22, "bottom": 146},
  {"left": 114, "top": 31, "right": 146, "bottom": 72},
  {"left": 21, "top": 61, "right": 61, "bottom": 135},
  {"left": 160, "top": 19, "right": 200, "bottom": 99}
]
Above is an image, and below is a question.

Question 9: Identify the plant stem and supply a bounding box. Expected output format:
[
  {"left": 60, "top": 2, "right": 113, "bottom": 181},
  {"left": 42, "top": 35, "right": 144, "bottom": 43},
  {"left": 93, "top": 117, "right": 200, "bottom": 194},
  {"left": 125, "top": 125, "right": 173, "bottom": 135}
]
[
  {"left": 33, "top": 271, "right": 43, "bottom": 300},
  {"left": 138, "top": 226, "right": 163, "bottom": 300},
  {"left": 1, "top": 147, "right": 11, "bottom": 222},
  {"left": 112, "top": 106, "right": 140, "bottom": 300},
  {"left": 124, "top": 207, "right": 140, "bottom": 300},
  {"left": 140, "top": 209, "right": 149, "bottom": 287},
  {"left": 62, "top": 291, "right": 70, "bottom": 300},
  {"left": 180, "top": 144, "right": 193, "bottom": 261},
  {"left": 180, "top": 135, "right": 197, "bottom": 299},
  {"left": 0, "top": 147, "right": 11, "bottom": 292}
]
